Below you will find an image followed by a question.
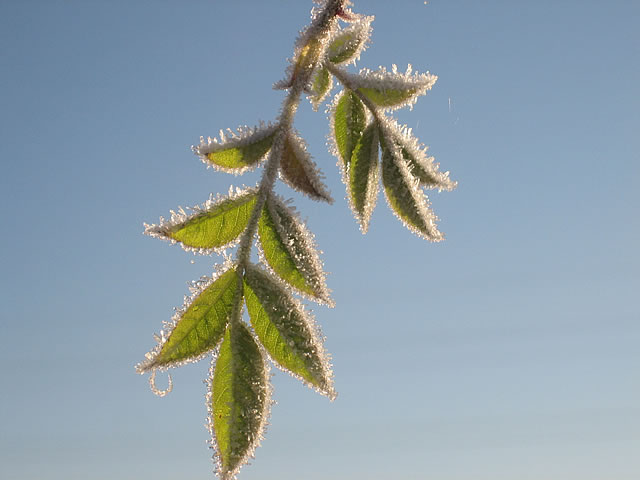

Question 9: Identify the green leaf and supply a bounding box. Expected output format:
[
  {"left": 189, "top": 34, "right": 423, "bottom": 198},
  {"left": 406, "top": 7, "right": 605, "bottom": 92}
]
[
  {"left": 309, "top": 66, "right": 332, "bottom": 110},
  {"left": 381, "top": 143, "right": 443, "bottom": 241},
  {"left": 211, "top": 322, "right": 269, "bottom": 480},
  {"left": 327, "top": 33, "right": 363, "bottom": 64},
  {"left": 244, "top": 265, "right": 334, "bottom": 397},
  {"left": 194, "top": 126, "right": 276, "bottom": 172},
  {"left": 333, "top": 90, "right": 366, "bottom": 168},
  {"left": 280, "top": 133, "right": 332, "bottom": 203},
  {"left": 257, "top": 195, "right": 331, "bottom": 303},
  {"left": 380, "top": 117, "right": 457, "bottom": 191},
  {"left": 137, "top": 268, "right": 238, "bottom": 371},
  {"left": 350, "top": 66, "right": 437, "bottom": 110},
  {"left": 326, "top": 18, "right": 371, "bottom": 65},
  {"left": 400, "top": 146, "right": 456, "bottom": 190},
  {"left": 348, "top": 122, "right": 380, "bottom": 232},
  {"left": 145, "top": 189, "right": 258, "bottom": 252},
  {"left": 358, "top": 86, "right": 417, "bottom": 107}
]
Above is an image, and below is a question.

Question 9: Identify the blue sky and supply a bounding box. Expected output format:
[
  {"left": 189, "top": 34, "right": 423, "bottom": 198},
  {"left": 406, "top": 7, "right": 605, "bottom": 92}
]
[{"left": 1, "top": 1, "right": 638, "bottom": 479}]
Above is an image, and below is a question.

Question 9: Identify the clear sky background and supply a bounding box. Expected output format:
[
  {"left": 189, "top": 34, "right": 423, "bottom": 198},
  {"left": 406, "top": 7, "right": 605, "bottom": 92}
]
[{"left": 1, "top": 1, "right": 638, "bottom": 479}]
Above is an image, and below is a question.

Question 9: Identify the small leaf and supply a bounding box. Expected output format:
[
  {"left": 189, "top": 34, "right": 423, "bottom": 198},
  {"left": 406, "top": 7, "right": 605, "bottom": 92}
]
[
  {"left": 381, "top": 141, "right": 443, "bottom": 241},
  {"left": 308, "top": 66, "right": 332, "bottom": 110},
  {"left": 144, "top": 188, "right": 258, "bottom": 253},
  {"left": 326, "top": 17, "right": 372, "bottom": 65},
  {"left": 332, "top": 90, "right": 366, "bottom": 168},
  {"left": 280, "top": 131, "right": 332, "bottom": 203},
  {"left": 257, "top": 194, "right": 331, "bottom": 304},
  {"left": 210, "top": 322, "right": 270, "bottom": 480},
  {"left": 244, "top": 264, "right": 335, "bottom": 398},
  {"left": 348, "top": 122, "right": 380, "bottom": 232},
  {"left": 137, "top": 267, "right": 238, "bottom": 372},
  {"left": 193, "top": 123, "right": 277, "bottom": 174},
  {"left": 346, "top": 65, "right": 437, "bottom": 111}
]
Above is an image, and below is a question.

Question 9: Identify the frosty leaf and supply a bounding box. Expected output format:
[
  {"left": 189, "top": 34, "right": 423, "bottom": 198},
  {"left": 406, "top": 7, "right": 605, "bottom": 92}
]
[
  {"left": 381, "top": 141, "right": 443, "bottom": 241},
  {"left": 383, "top": 119, "right": 457, "bottom": 191},
  {"left": 244, "top": 264, "right": 334, "bottom": 397},
  {"left": 257, "top": 195, "right": 331, "bottom": 304},
  {"left": 308, "top": 66, "right": 332, "bottom": 110},
  {"left": 137, "top": 267, "right": 238, "bottom": 372},
  {"left": 193, "top": 124, "right": 277, "bottom": 174},
  {"left": 401, "top": 146, "right": 456, "bottom": 190},
  {"left": 348, "top": 122, "right": 380, "bottom": 232},
  {"left": 352, "top": 65, "right": 437, "bottom": 110},
  {"left": 326, "top": 17, "right": 372, "bottom": 65},
  {"left": 280, "top": 132, "right": 332, "bottom": 203},
  {"left": 210, "top": 322, "right": 269, "bottom": 480},
  {"left": 144, "top": 188, "right": 258, "bottom": 253},
  {"left": 332, "top": 90, "right": 366, "bottom": 168}
]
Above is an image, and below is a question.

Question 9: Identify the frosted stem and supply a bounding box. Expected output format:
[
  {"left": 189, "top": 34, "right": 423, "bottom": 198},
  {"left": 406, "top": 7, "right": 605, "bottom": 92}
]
[{"left": 233, "top": 0, "right": 347, "bottom": 310}]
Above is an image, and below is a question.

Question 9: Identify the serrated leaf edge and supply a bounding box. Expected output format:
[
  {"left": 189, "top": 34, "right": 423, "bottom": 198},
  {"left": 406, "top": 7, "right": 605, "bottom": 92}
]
[
  {"left": 347, "top": 64, "right": 437, "bottom": 111},
  {"left": 136, "top": 261, "right": 238, "bottom": 374},
  {"left": 308, "top": 66, "right": 334, "bottom": 111},
  {"left": 344, "top": 122, "right": 380, "bottom": 234},
  {"left": 206, "top": 324, "right": 273, "bottom": 480},
  {"left": 244, "top": 263, "right": 336, "bottom": 400},
  {"left": 380, "top": 136, "right": 444, "bottom": 242},
  {"left": 280, "top": 130, "right": 333, "bottom": 203},
  {"left": 143, "top": 185, "right": 259, "bottom": 255},
  {"left": 325, "top": 15, "right": 373, "bottom": 65},
  {"left": 193, "top": 122, "right": 278, "bottom": 175},
  {"left": 327, "top": 89, "right": 371, "bottom": 170},
  {"left": 255, "top": 193, "right": 334, "bottom": 306},
  {"left": 382, "top": 117, "right": 457, "bottom": 191}
]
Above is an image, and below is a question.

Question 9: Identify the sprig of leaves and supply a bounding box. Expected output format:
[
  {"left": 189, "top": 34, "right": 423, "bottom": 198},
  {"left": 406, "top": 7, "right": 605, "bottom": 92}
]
[{"left": 138, "top": 1, "right": 456, "bottom": 478}]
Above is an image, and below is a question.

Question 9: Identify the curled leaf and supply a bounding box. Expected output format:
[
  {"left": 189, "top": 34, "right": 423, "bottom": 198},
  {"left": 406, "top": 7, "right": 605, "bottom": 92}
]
[
  {"left": 136, "top": 267, "right": 238, "bottom": 372},
  {"left": 326, "top": 16, "right": 372, "bottom": 65},
  {"left": 381, "top": 140, "right": 443, "bottom": 241},
  {"left": 308, "top": 66, "right": 333, "bottom": 110},
  {"left": 348, "top": 122, "right": 380, "bottom": 233},
  {"left": 280, "top": 131, "right": 332, "bottom": 203},
  {"left": 193, "top": 123, "right": 277, "bottom": 174},
  {"left": 244, "top": 264, "right": 335, "bottom": 398},
  {"left": 209, "top": 322, "right": 270, "bottom": 480},
  {"left": 257, "top": 194, "right": 332, "bottom": 304},
  {"left": 332, "top": 89, "right": 367, "bottom": 168},
  {"left": 347, "top": 65, "right": 437, "bottom": 111},
  {"left": 144, "top": 187, "right": 258, "bottom": 254}
]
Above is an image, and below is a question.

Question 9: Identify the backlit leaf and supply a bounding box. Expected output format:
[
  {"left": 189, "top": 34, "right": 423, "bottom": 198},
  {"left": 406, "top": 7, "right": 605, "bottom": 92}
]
[
  {"left": 210, "top": 322, "right": 270, "bottom": 480},
  {"left": 381, "top": 140, "right": 443, "bottom": 241},
  {"left": 244, "top": 264, "right": 334, "bottom": 397},
  {"left": 280, "top": 131, "right": 332, "bottom": 203},
  {"left": 137, "top": 267, "right": 238, "bottom": 372},
  {"left": 348, "top": 65, "right": 437, "bottom": 111},
  {"left": 348, "top": 122, "right": 380, "bottom": 232},
  {"left": 326, "top": 16, "right": 372, "bottom": 65},
  {"left": 332, "top": 90, "right": 366, "bottom": 168},
  {"left": 257, "top": 194, "right": 331, "bottom": 304},
  {"left": 383, "top": 118, "right": 457, "bottom": 191},
  {"left": 193, "top": 123, "right": 277, "bottom": 174},
  {"left": 308, "top": 66, "right": 332, "bottom": 110},
  {"left": 144, "top": 187, "right": 258, "bottom": 253}
]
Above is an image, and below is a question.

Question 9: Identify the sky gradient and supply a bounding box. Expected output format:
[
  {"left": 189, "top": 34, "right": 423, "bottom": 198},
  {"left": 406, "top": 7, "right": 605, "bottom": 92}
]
[{"left": 1, "top": 1, "right": 638, "bottom": 479}]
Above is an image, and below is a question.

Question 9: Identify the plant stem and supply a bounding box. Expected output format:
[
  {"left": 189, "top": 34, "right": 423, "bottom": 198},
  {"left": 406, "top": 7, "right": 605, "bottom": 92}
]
[{"left": 231, "top": 0, "right": 347, "bottom": 322}]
